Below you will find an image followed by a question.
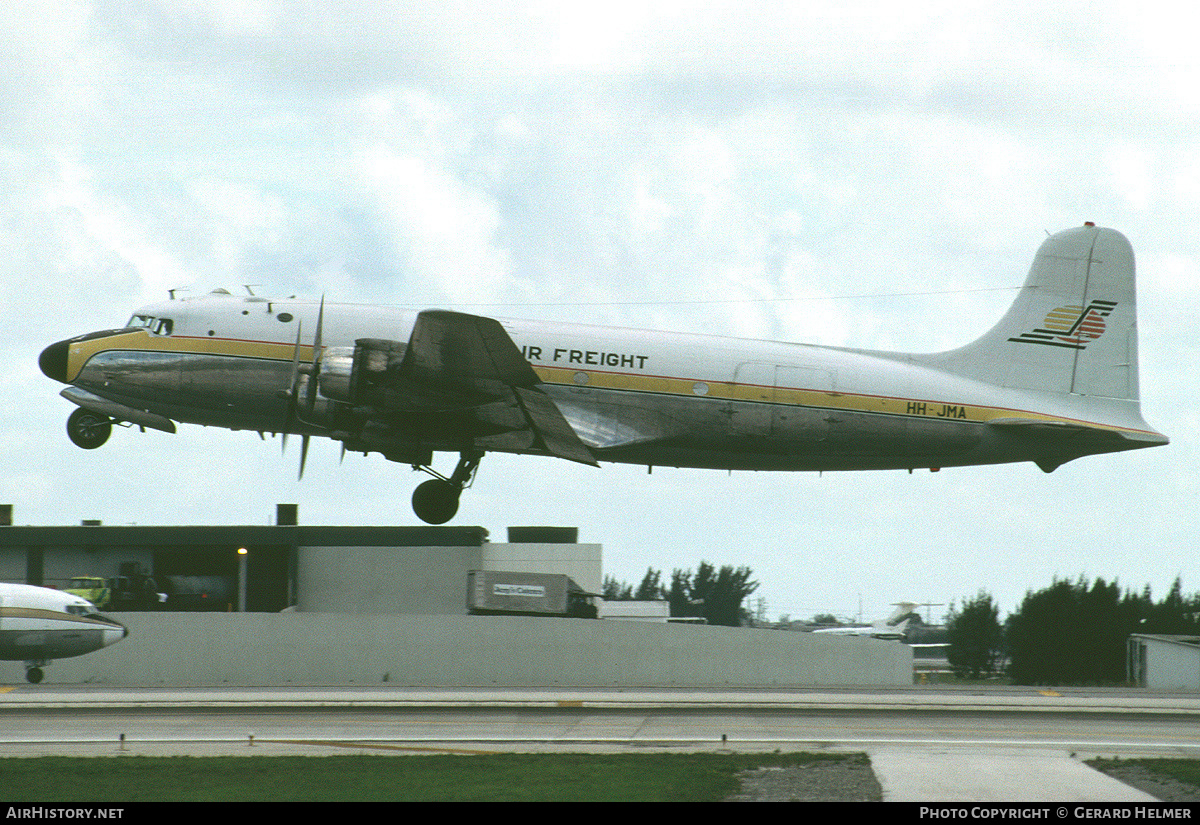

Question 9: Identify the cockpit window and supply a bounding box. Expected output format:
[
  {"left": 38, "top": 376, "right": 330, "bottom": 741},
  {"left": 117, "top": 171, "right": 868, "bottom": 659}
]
[
  {"left": 127, "top": 315, "right": 173, "bottom": 336},
  {"left": 66, "top": 604, "right": 96, "bottom": 616}
]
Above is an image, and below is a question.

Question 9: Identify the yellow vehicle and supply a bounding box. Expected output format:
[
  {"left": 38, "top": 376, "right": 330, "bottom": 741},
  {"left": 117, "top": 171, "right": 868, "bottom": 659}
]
[{"left": 63, "top": 576, "right": 112, "bottom": 610}]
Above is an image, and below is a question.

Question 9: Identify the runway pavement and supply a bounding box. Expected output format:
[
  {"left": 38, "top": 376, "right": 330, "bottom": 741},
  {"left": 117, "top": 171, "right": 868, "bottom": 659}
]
[{"left": 1, "top": 684, "right": 1196, "bottom": 802}]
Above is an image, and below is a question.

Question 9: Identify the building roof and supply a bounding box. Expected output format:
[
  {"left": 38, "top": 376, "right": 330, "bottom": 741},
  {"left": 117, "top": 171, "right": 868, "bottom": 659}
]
[
  {"left": 1130, "top": 634, "right": 1200, "bottom": 648},
  {"left": 0, "top": 524, "right": 489, "bottom": 548}
]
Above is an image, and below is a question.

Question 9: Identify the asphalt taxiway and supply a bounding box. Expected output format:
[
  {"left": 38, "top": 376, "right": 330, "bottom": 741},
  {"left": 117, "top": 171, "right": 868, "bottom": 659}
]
[{"left": 2, "top": 684, "right": 1196, "bottom": 801}]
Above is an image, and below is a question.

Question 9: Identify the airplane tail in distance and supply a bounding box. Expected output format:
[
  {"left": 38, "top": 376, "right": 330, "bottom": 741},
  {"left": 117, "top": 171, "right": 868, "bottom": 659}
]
[
  {"left": 885, "top": 602, "right": 919, "bottom": 625},
  {"left": 930, "top": 225, "right": 1140, "bottom": 401}
]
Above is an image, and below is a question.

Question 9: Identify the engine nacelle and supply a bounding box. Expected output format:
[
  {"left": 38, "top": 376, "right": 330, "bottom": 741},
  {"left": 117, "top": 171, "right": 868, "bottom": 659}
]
[
  {"left": 316, "top": 338, "right": 406, "bottom": 405},
  {"left": 315, "top": 346, "right": 357, "bottom": 403}
]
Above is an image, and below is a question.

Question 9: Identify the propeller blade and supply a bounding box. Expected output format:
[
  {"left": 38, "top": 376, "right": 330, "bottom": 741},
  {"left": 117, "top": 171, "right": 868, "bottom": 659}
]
[
  {"left": 313, "top": 296, "right": 324, "bottom": 357},
  {"left": 304, "top": 296, "right": 325, "bottom": 413},
  {"left": 281, "top": 318, "right": 303, "bottom": 454},
  {"left": 298, "top": 434, "right": 310, "bottom": 481},
  {"left": 281, "top": 299, "right": 324, "bottom": 477}
]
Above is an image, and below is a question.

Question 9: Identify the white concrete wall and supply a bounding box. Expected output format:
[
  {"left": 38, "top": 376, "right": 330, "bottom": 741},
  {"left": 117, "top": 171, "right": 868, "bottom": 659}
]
[
  {"left": 1, "top": 613, "right": 913, "bottom": 687},
  {"left": 598, "top": 601, "right": 670, "bottom": 621},
  {"left": 297, "top": 545, "right": 485, "bottom": 614},
  {"left": 297, "top": 543, "right": 604, "bottom": 614},
  {"left": 1144, "top": 638, "right": 1200, "bottom": 690},
  {"left": 481, "top": 543, "right": 602, "bottom": 595}
]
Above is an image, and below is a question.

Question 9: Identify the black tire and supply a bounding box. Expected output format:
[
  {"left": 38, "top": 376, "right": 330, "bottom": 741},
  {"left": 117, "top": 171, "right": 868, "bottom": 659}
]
[
  {"left": 411, "top": 479, "right": 460, "bottom": 525},
  {"left": 67, "top": 408, "right": 112, "bottom": 449},
  {"left": 26, "top": 667, "right": 44, "bottom": 684}
]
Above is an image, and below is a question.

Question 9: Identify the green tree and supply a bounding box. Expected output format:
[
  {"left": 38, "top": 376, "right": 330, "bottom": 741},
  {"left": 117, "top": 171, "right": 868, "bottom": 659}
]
[
  {"left": 604, "top": 568, "right": 667, "bottom": 601},
  {"left": 669, "top": 562, "right": 759, "bottom": 626},
  {"left": 945, "top": 591, "right": 1003, "bottom": 679},
  {"left": 668, "top": 569, "right": 697, "bottom": 618},
  {"left": 1007, "top": 578, "right": 1086, "bottom": 685},
  {"left": 608, "top": 563, "right": 759, "bottom": 626},
  {"left": 1143, "top": 577, "right": 1200, "bottom": 634},
  {"left": 1006, "top": 576, "right": 1166, "bottom": 685},
  {"left": 602, "top": 576, "right": 632, "bottom": 601},
  {"left": 634, "top": 568, "right": 666, "bottom": 600}
]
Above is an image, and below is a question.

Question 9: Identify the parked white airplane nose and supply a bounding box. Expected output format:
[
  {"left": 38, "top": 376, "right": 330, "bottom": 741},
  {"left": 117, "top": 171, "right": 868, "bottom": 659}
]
[{"left": 102, "top": 621, "right": 128, "bottom": 648}]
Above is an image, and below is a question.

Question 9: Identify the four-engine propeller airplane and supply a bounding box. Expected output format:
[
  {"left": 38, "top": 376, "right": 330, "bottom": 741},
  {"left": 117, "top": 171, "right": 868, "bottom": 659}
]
[{"left": 40, "top": 225, "right": 1167, "bottom": 524}]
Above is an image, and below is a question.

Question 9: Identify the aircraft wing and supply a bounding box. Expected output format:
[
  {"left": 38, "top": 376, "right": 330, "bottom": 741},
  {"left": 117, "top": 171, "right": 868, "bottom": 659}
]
[
  {"left": 402, "top": 310, "right": 542, "bottom": 391},
  {"left": 396, "top": 310, "right": 599, "bottom": 466}
]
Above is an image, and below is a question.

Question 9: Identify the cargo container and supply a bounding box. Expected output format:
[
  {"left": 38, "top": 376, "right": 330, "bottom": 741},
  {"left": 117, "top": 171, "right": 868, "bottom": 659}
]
[{"left": 468, "top": 570, "right": 597, "bottom": 618}]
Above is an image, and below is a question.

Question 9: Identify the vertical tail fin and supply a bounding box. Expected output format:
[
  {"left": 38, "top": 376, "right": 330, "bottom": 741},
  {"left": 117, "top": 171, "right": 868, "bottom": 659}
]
[
  {"left": 886, "top": 602, "right": 920, "bottom": 625},
  {"left": 932, "top": 225, "right": 1138, "bottom": 400}
]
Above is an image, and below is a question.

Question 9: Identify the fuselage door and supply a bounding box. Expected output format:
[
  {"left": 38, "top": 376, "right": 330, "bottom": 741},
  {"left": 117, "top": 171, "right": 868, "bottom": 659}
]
[
  {"left": 772, "top": 365, "right": 835, "bottom": 440},
  {"left": 730, "top": 362, "right": 774, "bottom": 436}
]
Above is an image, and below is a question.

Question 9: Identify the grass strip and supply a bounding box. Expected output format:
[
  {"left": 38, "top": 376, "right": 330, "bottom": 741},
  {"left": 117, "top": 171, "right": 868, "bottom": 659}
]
[
  {"left": 1088, "top": 757, "right": 1200, "bottom": 799},
  {"left": 0, "top": 751, "right": 860, "bottom": 802}
]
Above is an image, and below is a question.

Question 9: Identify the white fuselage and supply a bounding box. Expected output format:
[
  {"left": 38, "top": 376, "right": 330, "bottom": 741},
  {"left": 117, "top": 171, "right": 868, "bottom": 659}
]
[
  {"left": 44, "top": 289, "right": 1163, "bottom": 473},
  {"left": 0, "top": 583, "right": 127, "bottom": 663},
  {"left": 46, "top": 291, "right": 1157, "bottom": 472}
]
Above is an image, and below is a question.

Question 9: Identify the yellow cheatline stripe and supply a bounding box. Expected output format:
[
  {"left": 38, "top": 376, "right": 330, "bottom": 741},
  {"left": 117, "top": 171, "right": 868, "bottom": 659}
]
[
  {"left": 69, "top": 333, "right": 1147, "bottom": 438},
  {"left": 67, "top": 331, "right": 311, "bottom": 382},
  {"left": 0, "top": 607, "right": 119, "bottom": 626},
  {"left": 534, "top": 364, "right": 1140, "bottom": 435}
]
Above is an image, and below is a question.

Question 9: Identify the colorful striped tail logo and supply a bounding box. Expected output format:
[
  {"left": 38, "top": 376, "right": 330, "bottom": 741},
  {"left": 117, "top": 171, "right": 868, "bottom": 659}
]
[{"left": 1008, "top": 300, "right": 1117, "bottom": 349}]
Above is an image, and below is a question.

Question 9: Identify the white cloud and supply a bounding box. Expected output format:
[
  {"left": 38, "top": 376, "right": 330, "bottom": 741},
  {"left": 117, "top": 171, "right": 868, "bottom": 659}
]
[{"left": 353, "top": 142, "right": 514, "bottom": 304}]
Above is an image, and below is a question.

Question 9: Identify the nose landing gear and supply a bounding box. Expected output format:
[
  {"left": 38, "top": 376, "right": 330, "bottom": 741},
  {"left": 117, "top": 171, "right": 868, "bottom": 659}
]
[
  {"left": 411, "top": 449, "right": 483, "bottom": 525},
  {"left": 67, "top": 407, "right": 112, "bottom": 449}
]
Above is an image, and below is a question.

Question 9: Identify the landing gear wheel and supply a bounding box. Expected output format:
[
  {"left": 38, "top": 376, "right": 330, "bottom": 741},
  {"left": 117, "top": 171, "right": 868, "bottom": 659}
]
[
  {"left": 25, "top": 667, "right": 44, "bottom": 684},
  {"left": 67, "top": 408, "right": 112, "bottom": 449},
  {"left": 412, "top": 479, "right": 461, "bottom": 525}
]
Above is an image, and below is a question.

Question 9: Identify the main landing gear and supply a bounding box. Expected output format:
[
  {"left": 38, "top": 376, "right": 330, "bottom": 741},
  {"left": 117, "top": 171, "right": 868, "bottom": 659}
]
[
  {"left": 411, "top": 449, "right": 482, "bottom": 525},
  {"left": 24, "top": 661, "right": 47, "bottom": 684},
  {"left": 66, "top": 407, "right": 112, "bottom": 449}
]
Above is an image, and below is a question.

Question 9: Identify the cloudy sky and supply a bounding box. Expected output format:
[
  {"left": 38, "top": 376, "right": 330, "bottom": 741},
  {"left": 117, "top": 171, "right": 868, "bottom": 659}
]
[{"left": 4, "top": 0, "right": 1197, "bottom": 624}]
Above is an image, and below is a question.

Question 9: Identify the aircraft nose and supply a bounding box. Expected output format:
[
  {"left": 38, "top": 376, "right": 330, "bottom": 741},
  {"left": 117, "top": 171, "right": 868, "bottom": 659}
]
[
  {"left": 39, "top": 339, "right": 70, "bottom": 383},
  {"left": 102, "top": 621, "right": 129, "bottom": 648}
]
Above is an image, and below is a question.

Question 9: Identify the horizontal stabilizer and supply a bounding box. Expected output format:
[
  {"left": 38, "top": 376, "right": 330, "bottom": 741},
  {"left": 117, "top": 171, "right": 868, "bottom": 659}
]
[
  {"left": 986, "top": 417, "right": 1165, "bottom": 472},
  {"left": 988, "top": 417, "right": 1167, "bottom": 444}
]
